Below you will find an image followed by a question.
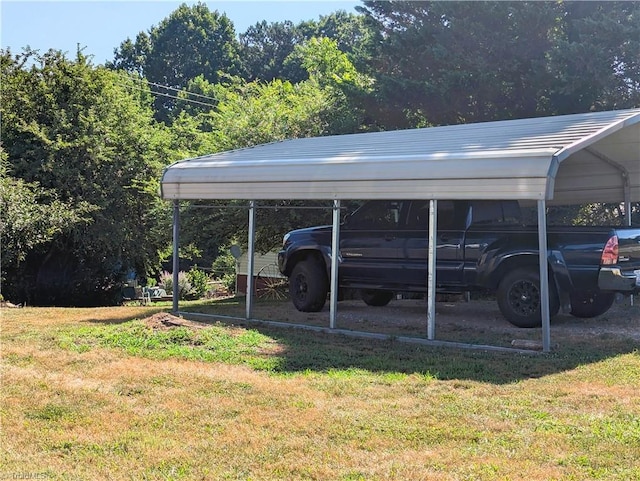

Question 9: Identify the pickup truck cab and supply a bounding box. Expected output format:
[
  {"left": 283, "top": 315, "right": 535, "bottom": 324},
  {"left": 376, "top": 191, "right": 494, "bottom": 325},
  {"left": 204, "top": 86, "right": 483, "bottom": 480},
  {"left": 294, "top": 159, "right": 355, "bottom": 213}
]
[{"left": 278, "top": 200, "right": 640, "bottom": 327}]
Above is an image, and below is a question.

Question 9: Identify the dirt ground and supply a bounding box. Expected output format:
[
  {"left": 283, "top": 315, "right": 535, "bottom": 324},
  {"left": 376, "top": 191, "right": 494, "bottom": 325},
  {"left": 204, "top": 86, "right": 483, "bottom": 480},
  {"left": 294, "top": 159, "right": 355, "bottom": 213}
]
[
  {"left": 336, "top": 296, "right": 640, "bottom": 339},
  {"left": 143, "top": 312, "right": 211, "bottom": 331}
]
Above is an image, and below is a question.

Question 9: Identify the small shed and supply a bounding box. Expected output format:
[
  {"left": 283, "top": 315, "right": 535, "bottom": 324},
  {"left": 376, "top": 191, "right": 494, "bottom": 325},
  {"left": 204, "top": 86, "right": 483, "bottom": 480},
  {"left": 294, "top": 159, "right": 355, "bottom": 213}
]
[
  {"left": 161, "top": 109, "right": 640, "bottom": 352},
  {"left": 235, "top": 250, "right": 282, "bottom": 295}
]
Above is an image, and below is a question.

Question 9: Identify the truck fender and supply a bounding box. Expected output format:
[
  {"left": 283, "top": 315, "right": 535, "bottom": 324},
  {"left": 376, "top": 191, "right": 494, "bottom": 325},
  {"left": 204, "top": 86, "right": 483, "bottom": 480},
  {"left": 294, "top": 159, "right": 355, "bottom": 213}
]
[
  {"left": 479, "top": 250, "right": 573, "bottom": 313},
  {"left": 279, "top": 244, "right": 332, "bottom": 278}
]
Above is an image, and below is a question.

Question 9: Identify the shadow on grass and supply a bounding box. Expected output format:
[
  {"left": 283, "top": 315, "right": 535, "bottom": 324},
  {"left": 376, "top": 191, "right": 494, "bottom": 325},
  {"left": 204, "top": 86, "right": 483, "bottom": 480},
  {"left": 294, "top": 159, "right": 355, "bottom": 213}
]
[
  {"left": 86, "top": 306, "right": 171, "bottom": 325},
  {"left": 168, "top": 298, "right": 640, "bottom": 385},
  {"left": 55, "top": 297, "right": 638, "bottom": 385}
]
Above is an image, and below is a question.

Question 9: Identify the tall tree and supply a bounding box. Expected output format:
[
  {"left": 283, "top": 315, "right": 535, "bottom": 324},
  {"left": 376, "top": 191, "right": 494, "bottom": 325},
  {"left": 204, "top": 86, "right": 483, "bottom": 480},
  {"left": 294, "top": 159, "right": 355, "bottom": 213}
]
[
  {"left": 299, "top": 10, "right": 370, "bottom": 59},
  {"left": 358, "top": 1, "right": 560, "bottom": 127},
  {"left": 1, "top": 49, "right": 173, "bottom": 305},
  {"left": 239, "top": 11, "right": 369, "bottom": 84},
  {"left": 109, "top": 2, "right": 241, "bottom": 122},
  {"left": 357, "top": 1, "right": 640, "bottom": 128},
  {"left": 0, "top": 146, "right": 95, "bottom": 300},
  {"left": 238, "top": 20, "right": 307, "bottom": 83},
  {"left": 546, "top": 1, "right": 640, "bottom": 113}
]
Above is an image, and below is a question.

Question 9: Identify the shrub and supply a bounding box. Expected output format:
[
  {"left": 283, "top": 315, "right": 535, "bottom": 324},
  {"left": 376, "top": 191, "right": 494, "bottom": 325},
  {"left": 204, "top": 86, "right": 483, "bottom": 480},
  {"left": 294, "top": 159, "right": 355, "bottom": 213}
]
[
  {"left": 212, "top": 250, "right": 237, "bottom": 293},
  {"left": 159, "top": 271, "right": 193, "bottom": 300},
  {"left": 186, "top": 266, "right": 210, "bottom": 299}
]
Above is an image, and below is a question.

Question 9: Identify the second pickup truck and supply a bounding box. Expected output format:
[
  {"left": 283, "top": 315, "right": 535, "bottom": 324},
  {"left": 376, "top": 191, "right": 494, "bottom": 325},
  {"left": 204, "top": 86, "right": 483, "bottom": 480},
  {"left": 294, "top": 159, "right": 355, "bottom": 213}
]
[{"left": 278, "top": 199, "right": 640, "bottom": 327}]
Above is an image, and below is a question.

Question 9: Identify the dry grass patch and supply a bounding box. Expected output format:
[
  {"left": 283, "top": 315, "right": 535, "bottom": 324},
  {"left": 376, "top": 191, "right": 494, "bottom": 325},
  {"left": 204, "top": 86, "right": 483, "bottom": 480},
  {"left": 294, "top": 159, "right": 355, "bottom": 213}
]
[{"left": 1, "top": 304, "right": 639, "bottom": 480}]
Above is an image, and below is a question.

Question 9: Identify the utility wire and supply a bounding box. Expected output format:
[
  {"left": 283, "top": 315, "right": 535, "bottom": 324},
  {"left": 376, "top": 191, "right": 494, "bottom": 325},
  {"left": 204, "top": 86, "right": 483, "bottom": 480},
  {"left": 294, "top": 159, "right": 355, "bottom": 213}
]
[
  {"left": 124, "top": 75, "right": 220, "bottom": 103},
  {"left": 77, "top": 72, "right": 220, "bottom": 108},
  {"left": 117, "top": 81, "right": 218, "bottom": 109}
]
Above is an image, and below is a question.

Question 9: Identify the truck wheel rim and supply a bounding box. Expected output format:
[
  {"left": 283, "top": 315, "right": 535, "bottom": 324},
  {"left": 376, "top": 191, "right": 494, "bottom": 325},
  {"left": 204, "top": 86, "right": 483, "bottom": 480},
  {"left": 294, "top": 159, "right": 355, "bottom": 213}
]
[
  {"left": 509, "top": 280, "right": 540, "bottom": 316},
  {"left": 293, "top": 274, "right": 307, "bottom": 299}
]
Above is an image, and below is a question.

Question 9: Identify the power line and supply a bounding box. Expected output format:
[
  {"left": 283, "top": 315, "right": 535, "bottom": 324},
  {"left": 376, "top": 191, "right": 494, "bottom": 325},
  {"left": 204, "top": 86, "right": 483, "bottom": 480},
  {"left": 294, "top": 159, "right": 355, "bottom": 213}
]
[
  {"left": 124, "top": 75, "right": 220, "bottom": 104},
  {"left": 117, "top": 81, "right": 218, "bottom": 109}
]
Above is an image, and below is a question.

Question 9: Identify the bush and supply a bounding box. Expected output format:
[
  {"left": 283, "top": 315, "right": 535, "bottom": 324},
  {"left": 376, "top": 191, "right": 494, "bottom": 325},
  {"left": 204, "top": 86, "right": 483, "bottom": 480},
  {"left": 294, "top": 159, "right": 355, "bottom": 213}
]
[
  {"left": 220, "top": 273, "right": 236, "bottom": 293},
  {"left": 186, "top": 266, "right": 210, "bottom": 299},
  {"left": 212, "top": 250, "right": 237, "bottom": 293},
  {"left": 159, "top": 271, "right": 193, "bottom": 300}
]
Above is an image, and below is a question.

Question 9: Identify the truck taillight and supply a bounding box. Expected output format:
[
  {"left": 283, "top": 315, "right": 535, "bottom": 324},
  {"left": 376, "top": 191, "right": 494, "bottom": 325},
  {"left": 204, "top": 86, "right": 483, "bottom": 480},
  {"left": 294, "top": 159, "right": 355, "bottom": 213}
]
[{"left": 601, "top": 235, "right": 619, "bottom": 265}]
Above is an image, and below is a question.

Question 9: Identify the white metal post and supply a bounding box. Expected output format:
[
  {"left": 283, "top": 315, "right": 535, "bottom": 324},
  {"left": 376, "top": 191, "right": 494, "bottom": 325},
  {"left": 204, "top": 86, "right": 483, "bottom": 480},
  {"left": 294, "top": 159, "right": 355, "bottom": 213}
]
[
  {"left": 626, "top": 195, "right": 634, "bottom": 305},
  {"left": 427, "top": 199, "right": 437, "bottom": 340},
  {"left": 624, "top": 180, "right": 632, "bottom": 227},
  {"left": 246, "top": 201, "right": 256, "bottom": 319},
  {"left": 537, "top": 199, "right": 551, "bottom": 352},
  {"left": 329, "top": 200, "right": 341, "bottom": 329},
  {"left": 172, "top": 200, "right": 180, "bottom": 313}
]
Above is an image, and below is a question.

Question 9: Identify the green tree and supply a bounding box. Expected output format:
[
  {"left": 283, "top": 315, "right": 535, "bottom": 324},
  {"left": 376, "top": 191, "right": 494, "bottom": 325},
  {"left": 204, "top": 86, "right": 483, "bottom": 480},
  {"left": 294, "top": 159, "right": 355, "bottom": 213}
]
[
  {"left": 299, "top": 10, "right": 371, "bottom": 60},
  {"left": 238, "top": 11, "right": 369, "bottom": 84},
  {"left": 0, "top": 147, "right": 95, "bottom": 300},
  {"left": 109, "top": 2, "right": 241, "bottom": 122},
  {"left": 108, "top": 32, "right": 151, "bottom": 77},
  {"left": 290, "top": 37, "right": 373, "bottom": 133},
  {"left": 216, "top": 80, "right": 327, "bottom": 148},
  {"left": 239, "top": 20, "right": 307, "bottom": 83},
  {"left": 358, "top": 1, "right": 560, "bottom": 127},
  {"left": 1, "top": 49, "right": 173, "bottom": 305},
  {"left": 357, "top": 1, "right": 640, "bottom": 128},
  {"left": 546, "top": 2, "right": 640, "bottom": 113}
]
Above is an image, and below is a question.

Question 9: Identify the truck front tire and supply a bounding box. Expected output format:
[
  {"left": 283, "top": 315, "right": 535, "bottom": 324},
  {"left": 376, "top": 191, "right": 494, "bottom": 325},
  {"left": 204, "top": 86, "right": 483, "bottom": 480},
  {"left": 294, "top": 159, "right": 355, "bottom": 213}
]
[
  {"left": 289, "top": 259, "right": 328, "bottom": 312},
  {"left": 497, "top": 267, "right": 559, "bottom": 328}
]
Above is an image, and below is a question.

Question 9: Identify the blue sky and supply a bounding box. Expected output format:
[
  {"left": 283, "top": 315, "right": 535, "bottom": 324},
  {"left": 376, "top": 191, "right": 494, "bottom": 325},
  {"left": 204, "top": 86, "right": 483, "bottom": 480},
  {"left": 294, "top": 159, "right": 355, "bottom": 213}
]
[{"left": 1, "top": 1, "right": 359, "bottom": 65}]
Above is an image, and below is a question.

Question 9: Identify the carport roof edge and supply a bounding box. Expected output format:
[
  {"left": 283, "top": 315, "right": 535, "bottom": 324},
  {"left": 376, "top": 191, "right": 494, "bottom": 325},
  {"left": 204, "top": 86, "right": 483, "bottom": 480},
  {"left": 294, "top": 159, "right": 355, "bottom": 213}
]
[{"left": 160, "top": 108, "right": 640, "bottom": 202}]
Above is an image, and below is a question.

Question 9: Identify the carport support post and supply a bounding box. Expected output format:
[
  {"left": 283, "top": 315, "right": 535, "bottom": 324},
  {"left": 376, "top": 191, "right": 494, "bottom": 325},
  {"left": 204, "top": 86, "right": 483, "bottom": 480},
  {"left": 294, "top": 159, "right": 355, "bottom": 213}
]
[
  {"left": 427, "top": 199, "right": 437, "bottom": 340},
  {"left": 246, "top": 201, "right": 256, "bottom": 319},
  {"left": 624, "top": 181, "right": 632, "bottom": 226},
  {"left": 172, "top": 200, "right": 180, "bottom": 313},
  {"left": 538, "top": 199, "right": 551, "bottom": 353},
  {"left": 329, "top": 200, "right": 341, "bottom": 329},
  {"left": 625, "top": 200, "right": 632, "bottom": 227}
]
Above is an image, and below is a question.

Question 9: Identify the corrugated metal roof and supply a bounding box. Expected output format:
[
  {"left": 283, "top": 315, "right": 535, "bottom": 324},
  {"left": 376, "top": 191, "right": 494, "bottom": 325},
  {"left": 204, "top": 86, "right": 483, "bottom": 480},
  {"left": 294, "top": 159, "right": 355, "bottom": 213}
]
[{"left": 161, "top": 109, "right": 640, "bottom": 203}]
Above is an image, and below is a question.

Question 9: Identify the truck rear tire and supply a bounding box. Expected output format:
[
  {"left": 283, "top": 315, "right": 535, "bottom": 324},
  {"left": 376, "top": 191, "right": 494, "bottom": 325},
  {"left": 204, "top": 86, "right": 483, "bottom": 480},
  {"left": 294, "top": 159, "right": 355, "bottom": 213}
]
[
  {"left": 497, "top": 267, "right": 559, "bottom": 328},
  {"left": 361, "top": 289, "right": 394, "bottom": 307},
  {"left": 289, "top": 259, "right": 328, "bottom": 312},
  {"left": 570, "top": 291, "right": 615, "bottom": 318}
]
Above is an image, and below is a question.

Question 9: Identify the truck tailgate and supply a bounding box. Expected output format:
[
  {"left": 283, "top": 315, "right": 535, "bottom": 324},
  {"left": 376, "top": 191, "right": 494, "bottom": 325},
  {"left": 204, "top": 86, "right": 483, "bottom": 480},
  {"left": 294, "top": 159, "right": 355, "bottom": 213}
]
[
  {"left": 616, "top": 228, "right": 640, "bottom": 267},
  {"left": 600, "top": 228, "right": 640, "bottom": 292}
]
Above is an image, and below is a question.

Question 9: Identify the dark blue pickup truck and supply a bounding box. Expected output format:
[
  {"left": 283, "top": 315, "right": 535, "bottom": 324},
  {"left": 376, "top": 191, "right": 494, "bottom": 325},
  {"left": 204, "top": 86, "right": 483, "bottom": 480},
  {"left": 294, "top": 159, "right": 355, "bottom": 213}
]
[{"left": 278, "top": 200, "right": 640, "bottom": 327}]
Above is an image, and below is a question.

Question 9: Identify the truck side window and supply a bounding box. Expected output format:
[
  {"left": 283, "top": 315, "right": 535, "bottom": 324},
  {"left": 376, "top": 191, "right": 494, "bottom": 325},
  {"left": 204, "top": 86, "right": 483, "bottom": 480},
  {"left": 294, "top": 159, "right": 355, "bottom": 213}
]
[
  {"left": 348, "top": 201, "right": 403, "bottom": 230},
  {"left": 501, "top": 201, "right": 522, "bottom": 224},
  {"left": 407, "top": 200, "right": 455, "bottom": 230},
  {"left": 470, "top": 201, "right": 522, "bottom": 225}
]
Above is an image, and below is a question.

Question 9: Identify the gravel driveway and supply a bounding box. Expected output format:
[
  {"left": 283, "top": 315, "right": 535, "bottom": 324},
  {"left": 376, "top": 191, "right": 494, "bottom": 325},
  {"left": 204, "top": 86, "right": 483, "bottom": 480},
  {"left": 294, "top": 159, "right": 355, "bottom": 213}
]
[{"left": 244, "top": 295, "right": 640, "bottom": 347}]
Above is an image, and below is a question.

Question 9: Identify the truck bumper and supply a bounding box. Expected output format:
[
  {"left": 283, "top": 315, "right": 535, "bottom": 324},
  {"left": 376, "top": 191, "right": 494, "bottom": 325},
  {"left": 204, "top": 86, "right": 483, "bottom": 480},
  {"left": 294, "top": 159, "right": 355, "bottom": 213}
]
[{"left": 598, "top": 267, "right": 640, "bottom": 293}]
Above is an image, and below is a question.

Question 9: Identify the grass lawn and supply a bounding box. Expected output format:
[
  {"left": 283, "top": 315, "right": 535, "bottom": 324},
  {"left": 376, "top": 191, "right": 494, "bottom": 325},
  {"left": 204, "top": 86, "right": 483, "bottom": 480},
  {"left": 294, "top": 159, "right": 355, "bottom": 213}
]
[{"left": 1, "top": 300, "right": 639, "bottom": 480}]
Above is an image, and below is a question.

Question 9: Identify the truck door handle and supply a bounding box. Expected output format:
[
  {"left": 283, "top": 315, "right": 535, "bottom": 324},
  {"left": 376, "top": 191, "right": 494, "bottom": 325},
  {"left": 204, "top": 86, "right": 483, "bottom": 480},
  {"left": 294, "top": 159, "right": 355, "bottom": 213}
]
[{"left": 384, "top": 235, "right": 396, "bottom": 241}]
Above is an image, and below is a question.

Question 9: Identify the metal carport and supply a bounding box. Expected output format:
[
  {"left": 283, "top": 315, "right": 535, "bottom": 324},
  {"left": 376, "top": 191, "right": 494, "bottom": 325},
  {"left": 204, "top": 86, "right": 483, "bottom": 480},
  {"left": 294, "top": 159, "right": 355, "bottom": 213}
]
[{"left": 161, "top": 108, "right": 640, "bottom": 352}]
